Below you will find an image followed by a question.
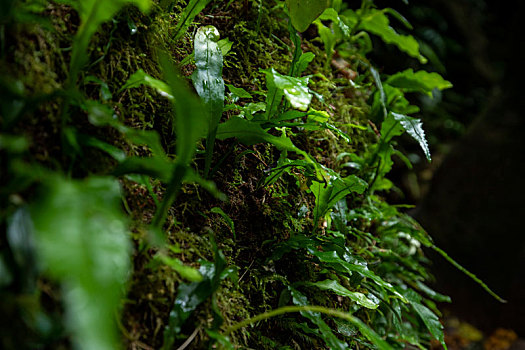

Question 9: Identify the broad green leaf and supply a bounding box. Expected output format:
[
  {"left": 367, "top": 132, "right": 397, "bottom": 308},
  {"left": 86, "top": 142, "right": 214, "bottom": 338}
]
[
  {"left": 402, "top": 289, "right": 446, "bottom": 349},
  {"left": 318, "top": 7, "right": 350, "bottom": 38},
  {"left": 288, "top": 286, "right": 348, "bottom": 350},
  {"left": 172, "top": 0, "right": 213, "bottom": 41},
  {"left": 309, "top": 279, "right": 380, "bottom": 309},
  {"left": 386, "top": 69, "right": 453, "bottom": 96},
  {"left": 357, "top": 9, "right": 426, "bottom": 63},
  {"left": 287, "top": 286, "right": 393, "bottom": 350},
  {"left": 372, "top": 84, "right": 420, "bottom": 117},
  {"left": 216, "top": 117, "right": 298, "bottom": 152},
  {"left": 273, "top": 74, "right": 312, "bottom": 111},
  {"left": 286, "top": 0, "right": 330, "bottom": 32},
  {"left": 216, "top": 117, "right": 322, "bottom": 179},
  {"left": 262, "top": 68, "right": 285, "bottom": 119},
  {"left": 113, "top": 156, "right": 174, "bottom": 182},
  {"left": 192, "top": 25, "right": 225, "bottom": 177},
  {"left": 150, "top": 52, "right": 208, "bottom": 230},
  {"left": 272, "top": 236, "right": 406, "bottom": 302},
  {"left": 226, "top": 84, "right": 252, "bottom": 99},
  {"left": 156, "top": 254, "right": 203, "bottom": 282},
  {"left": 218, "top": 37, "right": 233, "bottom": 56},
  {"left": 309, "top": 249, "right": 407, "bottom": 302},
  {"left": 31, "top": 176, "right": 131, "bottom": 350},
  {"left": 62, "top": 0, "right": 151, "bottom": 84},
  {"left": 310, "top": 170, "right": 367, "bottom": 227},
  {"left": 262, "top": 68, "right": 313, "bottom": 116},
  {"left": 162, "top": 245, "right": 226, "bottom": 350},
  {"left": 391, "top": 112, "right": 431, "bottom": 161},
  {"left": 160, "top": 53, "right": 207, "bottom": 166},
  {"left": 119, "top": 69, "right": 173, "bottom": 99},
  {"left": 295, "top": 52, "right": 315, "bottom": 77}
]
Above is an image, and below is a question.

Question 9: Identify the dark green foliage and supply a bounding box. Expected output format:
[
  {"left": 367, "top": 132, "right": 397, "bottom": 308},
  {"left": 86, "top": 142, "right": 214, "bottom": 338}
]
[{"left": 0, "top": 0, "right": 505, "bottom": 349}]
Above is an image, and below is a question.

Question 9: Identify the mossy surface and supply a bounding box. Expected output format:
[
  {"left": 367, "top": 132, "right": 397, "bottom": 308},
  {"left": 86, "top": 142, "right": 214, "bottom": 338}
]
[{"left": 0, "top": 1, "right": 453, "bottom": 349}]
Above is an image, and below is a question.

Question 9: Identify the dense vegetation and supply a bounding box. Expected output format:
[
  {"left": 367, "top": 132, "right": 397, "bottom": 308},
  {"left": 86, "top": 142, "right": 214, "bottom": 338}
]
[{"left": 0, "top": 0, "right": 504, "bottom": 349}]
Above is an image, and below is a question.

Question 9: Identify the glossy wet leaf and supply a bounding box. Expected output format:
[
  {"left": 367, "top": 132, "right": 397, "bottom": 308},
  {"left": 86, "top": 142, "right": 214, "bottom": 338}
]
[
  {"left": 402, "top": 289, "right": 447, "bottom": 349},
  {"left": 309, "top": 249, "right": 406, "bottom": 301},
  {"left": 371, "top": 66, "right": 387, "bottom": 117},
  {"left": 287, "top": 286, "right": 393, "bottom": 349},
  {"left": 415, "top": 281, "right": 451, "bottom": 303},
  {"left": 262, "top": 68, "right": 312, "bottom": 114},
  {"left": 310, "top": 171, "right": 367, "bottom": 228},
  {"left": 272, "top": 235, "right": 406, "bottom": 302},
  {"left": 192, "top": 25, "right": 225, "bottom": 177},
  {"left": 286, "top": 0, "right": 330, "bottom": 32},
  {"left": 391, "top": 112, "right": 431, "bottom": 161},
  {"left": 6, "top": 207, "right": 38, "bottom": 291},
  {"left": 309, "top": 279, "right": 380, "bottom": 309},
  {"left": 386, "top": 69, "right": 453, "bottom": 96},
  {"left": 288, "top": 286, "right": 348, "bottom": 350},
  {"left": 162, "top": 246, "right": 226, "bottom": 350},
  {"left": 31, "top": 176, "right": 131, "bottom": 350}
]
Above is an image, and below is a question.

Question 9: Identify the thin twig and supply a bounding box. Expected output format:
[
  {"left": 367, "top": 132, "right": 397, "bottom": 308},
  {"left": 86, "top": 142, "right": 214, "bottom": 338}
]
[{"left": 176, "top": 326, "right": 201, "bottom": 350}]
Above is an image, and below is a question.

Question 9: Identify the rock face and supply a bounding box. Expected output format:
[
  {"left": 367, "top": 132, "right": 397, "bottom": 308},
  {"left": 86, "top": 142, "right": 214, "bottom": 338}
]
[{"left": 416, "top": 87, "right": 525, "bottom": 335}]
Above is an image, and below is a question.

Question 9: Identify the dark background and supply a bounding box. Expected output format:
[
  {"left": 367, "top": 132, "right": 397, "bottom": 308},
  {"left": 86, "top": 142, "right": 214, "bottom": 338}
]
[{"left": 373, "top": 0, "right": 525, "bottom": 336}]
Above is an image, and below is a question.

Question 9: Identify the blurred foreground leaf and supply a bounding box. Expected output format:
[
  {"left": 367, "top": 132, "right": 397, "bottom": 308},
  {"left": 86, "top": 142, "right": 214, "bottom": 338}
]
[{"left": 31, "top": 176, "right": 131, "bottom": 350}]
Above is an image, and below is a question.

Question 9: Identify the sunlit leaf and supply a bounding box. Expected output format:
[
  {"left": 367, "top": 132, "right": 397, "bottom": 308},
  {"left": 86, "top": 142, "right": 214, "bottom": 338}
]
[
  {"left": 192, "top": 25, "right": 225, "bottom": 177},
  {"left": 262, "top": 68, "right": 313, "bottom": 115},
  {"left": 386, "top": 69, "right": 453, "bottom": 96},
  {"left": 391, "top": 112, "right": 431, "bottom": 161}
]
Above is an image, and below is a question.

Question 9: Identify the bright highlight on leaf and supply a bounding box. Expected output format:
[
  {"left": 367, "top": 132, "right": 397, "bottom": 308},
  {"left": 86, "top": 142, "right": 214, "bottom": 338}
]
[{"left": 192, "top": 25, "right": 225, "bottom": 177}]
